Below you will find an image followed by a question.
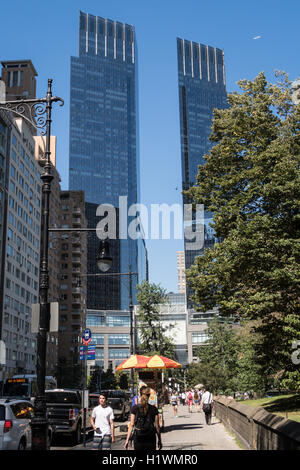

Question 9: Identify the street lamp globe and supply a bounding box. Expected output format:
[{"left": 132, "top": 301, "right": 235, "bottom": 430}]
[{"left": 96, "top": 239, "right": 112, "bottom": 272}]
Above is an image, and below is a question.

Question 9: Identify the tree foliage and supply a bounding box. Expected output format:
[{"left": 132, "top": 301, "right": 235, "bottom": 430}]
[
  {"left": 136, "top": 281, "right": 176, "bottom": 358},
  {"left": 186, "top": 317, "right": 271, "bottom": 395},
  {"left": 186, "top": 316, "right": 240, "bottom": 393},
  {"left": 184, "top": 72, "right": 300, "bottom": 390},
  {"left": 88, "top": 367, "right": 117, "bottom": 392}
]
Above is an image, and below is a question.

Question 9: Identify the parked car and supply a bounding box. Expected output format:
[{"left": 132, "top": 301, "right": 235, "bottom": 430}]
[
  {"left": 45, "top": 389, "right": 93, "bottom": 445},
  {"left": 89, "top": 390, "right": 130, "bottom": 421},
  {"left": 0, "top": 398, "right": 35, "bottom": 450}
]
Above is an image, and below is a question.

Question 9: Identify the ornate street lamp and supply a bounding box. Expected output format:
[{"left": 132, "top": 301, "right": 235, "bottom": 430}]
[
  {"left": 0, "top": 79, "right": 64, "bottom": 450},
  {"left": 96, "top": 239, "right": 113, "bottom": 272}
]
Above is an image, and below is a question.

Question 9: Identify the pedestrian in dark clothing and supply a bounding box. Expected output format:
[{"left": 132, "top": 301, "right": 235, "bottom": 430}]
[
  {"left": 124, "top": 387, "right": 162, "bottom": 450},
  {"left": 201, "top": 388, "right": 214, "bottom": 425}
]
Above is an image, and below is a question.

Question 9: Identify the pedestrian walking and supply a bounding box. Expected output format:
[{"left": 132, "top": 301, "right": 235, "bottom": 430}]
[
  {"left": 180, "top": 391, "right": 186, "bottom": 406},
  {"left": 186, "top": 389, "right": 194, "bottom": 413},
  {"left": 90, "top": 393, "right": 115, "bottom": 450},
  {"left": 124, "top": 387, "right": 162, "bottom": 451},
  {"left": 171, "top": 391, "right": 178, "bottom": 417},
  {"left": 131, "top": 393, "right": 138, "bottom": 408},
  {"left": 193, "top": 389, "right": 200, "bottom": 412},
  {"left": 201, "top": 388, "right": 214, "bottom": 425}
]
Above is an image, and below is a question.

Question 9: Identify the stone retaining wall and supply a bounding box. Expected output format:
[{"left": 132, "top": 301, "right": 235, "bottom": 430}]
[{"left": 214, "top": 397, "right": 300, "bottom": 450}]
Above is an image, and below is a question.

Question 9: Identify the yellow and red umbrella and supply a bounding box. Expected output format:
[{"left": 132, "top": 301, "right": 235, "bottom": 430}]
[
  {"left": 116, "top": 354, "right": 150, "bottom": 371},
  {"left": 145, "top": 355, "right": 182, "bottom": 369}
]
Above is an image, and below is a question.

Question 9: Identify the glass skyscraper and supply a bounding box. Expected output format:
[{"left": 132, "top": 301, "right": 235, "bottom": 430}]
[
  {"left": 69, "top": 11, "right": 143, "bottom": 309},
  {"left": 177, "top": 38, "right": 228, "bottom": 307}
]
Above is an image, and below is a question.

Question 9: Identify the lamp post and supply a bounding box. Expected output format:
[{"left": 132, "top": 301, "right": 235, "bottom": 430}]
[{"left": 0, "top": 80, "right": 64, "bottom": 450}]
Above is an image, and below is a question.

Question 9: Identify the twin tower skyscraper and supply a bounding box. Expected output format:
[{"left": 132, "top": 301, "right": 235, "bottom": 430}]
[{"left": 69, "top": 11, "right": 227, "bottom": 309}]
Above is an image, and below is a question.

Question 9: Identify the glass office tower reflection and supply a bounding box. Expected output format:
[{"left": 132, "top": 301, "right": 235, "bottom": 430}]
[
  {"left": 69, "top": 12, "right": 142, "bottom": 308},
  {"left": 177, "top": 38, "right": 228, "bottom": 307}
]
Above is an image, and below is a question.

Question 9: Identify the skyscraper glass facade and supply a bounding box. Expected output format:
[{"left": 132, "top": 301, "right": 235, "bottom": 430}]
[
  {"left": 69, "top": 11, "right": 143, "bottom": 308},
  {"left": 177, "top": 38, "right": 228, "bottom": 307}
]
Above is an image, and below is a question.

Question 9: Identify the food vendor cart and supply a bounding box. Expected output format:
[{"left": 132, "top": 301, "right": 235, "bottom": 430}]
[{"left": 116, "top": 354, "right": 182, "bottom": 431}]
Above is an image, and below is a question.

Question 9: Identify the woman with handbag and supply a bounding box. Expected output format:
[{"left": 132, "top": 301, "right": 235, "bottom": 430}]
[
  {"left": 201, "top": 388, "right": 214, "bottom": 425},
  {"left": 124, "top": 387, "right": 162, "bottom": 450}
]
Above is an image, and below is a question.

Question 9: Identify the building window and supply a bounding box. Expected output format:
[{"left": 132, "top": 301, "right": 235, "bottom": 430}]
[
  {"left": 93, "top": 334, "right": 104, "bottom": 345},
  {"left": 108, "top": 349, "right": 130, "bottom": 359},
  {"left": 191, "top": 332, "right": 210, "bottom": 344},
  {"left": 108, "top": 334, "right": 130, "bottom": 345},
  {"left": 95, "top": 348, "right": 104, "bottom": 359},
  {"left": 86, "top": 315, "right": 105, "bottom": 327},
  {"left": 106, "top": 315, "right": 130, "bottom": 327}
]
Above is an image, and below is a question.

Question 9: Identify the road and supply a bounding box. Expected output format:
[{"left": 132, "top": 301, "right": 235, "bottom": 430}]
[{"left": 50, "top": 421, "right": 126, "bottom": 450}]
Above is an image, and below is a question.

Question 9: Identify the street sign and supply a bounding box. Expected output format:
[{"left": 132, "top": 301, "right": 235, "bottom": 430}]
[
  {"left": 80, "top": 342, "right": 95, "bottom": 361},
  {"left": 82, "top": 328, "right": 91, "bottom": 346},
  {"left": 31, "top": 303, "right": 59, "bottom": 333},
  {"left": 0, "top": 340, "right": 6, "bottom": 365},
  {"left": 87, "top": 360, "right": 96, "bottom": 366}
]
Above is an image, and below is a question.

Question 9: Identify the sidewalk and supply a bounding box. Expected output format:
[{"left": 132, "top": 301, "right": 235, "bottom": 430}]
[
  {"left": 75, "top": 403, "right": 241, "bottom": 451},
  {"left": 156, "top": 404, "right": 240, "bottom": 450}
]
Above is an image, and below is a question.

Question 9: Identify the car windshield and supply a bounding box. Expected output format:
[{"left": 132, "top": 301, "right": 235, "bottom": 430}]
[
  {"left": 0, "top": 405, "right": 5, "bottom": 420},
  {"left": 45, "top": 392, "right": 80, "bottom": 404}
]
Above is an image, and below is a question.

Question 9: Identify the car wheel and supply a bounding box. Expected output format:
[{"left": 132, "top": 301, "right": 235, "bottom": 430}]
[
  {"left": 18, "top": 438, "right": 26, "bottom": 450},
  {"left": 72, "top": 423, "right": 82, "bottom": 445}
]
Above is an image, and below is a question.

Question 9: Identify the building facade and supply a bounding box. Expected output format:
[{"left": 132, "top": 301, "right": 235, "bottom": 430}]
[
  {"left": 69, "top": 11, "right": 142, "bottom": 310},
  {"left": 85, "top": 202, "right": 121, "bottom": 311},
  {"left": 0, "top": 110, "right": 11, "bottom": 379},
  {"left": 86, "top": 309, "right": 131, "bottom": 372},
  {"left": 56, "top": 190, "right": 87, "bottom": 384},
  {"left": 1, "top": 60, "right": 37, "bottom": 100},
  {"left": 1, "top": 117, "right": 42, "bottom": 377},
  {"left": 177, "top": 38, "right": 228, "bottom": 307},
  {"left": 177, "top": 251, "right": 186, "bottom": 294}
]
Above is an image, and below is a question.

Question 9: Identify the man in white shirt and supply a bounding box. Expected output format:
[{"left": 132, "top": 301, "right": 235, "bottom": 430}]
[
  {"left": 201, "top": 389, "right": 214, "bottom": 425},
  {"left": 90, "top": 393, "right": 115, "bottom": 450}
]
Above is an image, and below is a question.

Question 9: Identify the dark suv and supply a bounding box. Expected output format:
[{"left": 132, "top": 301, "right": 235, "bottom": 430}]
[
  {"left": 45, "top": 389, "right": 92, "bottom": 444},
  {"left": 89, "top": 390, "right": 130, "bottom": 421}
]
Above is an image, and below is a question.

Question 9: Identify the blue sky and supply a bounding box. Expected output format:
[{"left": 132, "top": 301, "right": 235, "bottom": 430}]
[{"left": 1, "top": 0, "right": 299, "bottom": 292}]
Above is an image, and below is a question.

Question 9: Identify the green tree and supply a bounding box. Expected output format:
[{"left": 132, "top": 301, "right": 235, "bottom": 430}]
[
  {"left": 184, "top": 72, "right": 300, "bottom": 390},
  {"left": 235, "top": 321, "right": 269, "bottom": 396},
  {"left": 88, "top": 367, "right": 117, "bottom": 391},
  {"left": 136, "top": 281, "right": 176, "bottom": 358},
  {"left": 116, "top": 371, "right": 129, "bottom": 390},
  {"left": 188, "top": 316, "right": 240, "bottom": 394}
]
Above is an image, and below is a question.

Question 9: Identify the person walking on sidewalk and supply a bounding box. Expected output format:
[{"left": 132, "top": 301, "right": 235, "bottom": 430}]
[
  {"left": 201, "top": 388, "right": 214, "bottom": 425},
  {"left": 171, "top": 391, "right": 179, "bottom": 417},
  {"left": 193, "top": 389, "right": 200, "bottom": 412},
  {"left": 90, "top": 393, "right": 115, "bottom": 450},
  {"left": 187, "top": 390, "right": 194, "bottom": 413},
  {"left": 124, "top": 387, "right": 162, "bottom": 451}
]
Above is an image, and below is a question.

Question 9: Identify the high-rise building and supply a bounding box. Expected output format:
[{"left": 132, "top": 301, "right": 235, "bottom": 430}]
[
  {"left": 85, "top": 202, "right": 121, "bottom": 311},
  {"left": 1, "top": 116, "right": 42, "bottom": 377},
  {"left": 57, "top": 190, "right": 87, "bottom": 386},
  {"left": 1, "top": 60, "right": 37, "bottom": 100},
  {"left": 177, "top": 38, "right": 227, "bottom": 307},
  {"left": 0, "top": 111, "right": 11, "bottom": 379},
  {"left": 69, "top": 11, "right": 142, "bottom": 310},
  {"left": 177, "top": 250, "right": 186, "bottom": 294}
]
